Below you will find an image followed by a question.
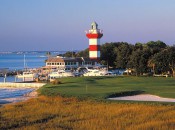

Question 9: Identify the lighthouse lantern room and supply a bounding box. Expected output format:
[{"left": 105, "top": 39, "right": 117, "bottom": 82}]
[{"left": 86, "top": 22, "right": 103, "bottom": 60}]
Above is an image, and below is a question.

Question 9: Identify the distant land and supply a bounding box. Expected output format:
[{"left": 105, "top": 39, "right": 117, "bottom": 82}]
[{"left": 0, "top": 50, "right": 80, "bottom": 55}]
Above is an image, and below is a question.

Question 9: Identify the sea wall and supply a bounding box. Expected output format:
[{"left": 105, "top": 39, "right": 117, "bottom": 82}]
[{"left": 0, "top": 82, "right": 46, "bottom": 88}]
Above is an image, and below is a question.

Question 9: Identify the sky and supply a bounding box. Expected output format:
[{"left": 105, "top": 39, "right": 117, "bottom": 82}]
[{"left": 0, "top": 0, "right": 175, "bottom": 51}]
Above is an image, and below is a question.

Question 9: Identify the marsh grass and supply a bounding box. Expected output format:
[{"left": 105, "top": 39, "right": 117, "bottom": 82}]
[{"left": 1, "top": 96, "right": 175, "bottom": 129}]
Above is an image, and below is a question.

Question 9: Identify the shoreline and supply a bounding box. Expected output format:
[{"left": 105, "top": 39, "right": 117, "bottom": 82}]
[
  {"left": 0, "top": 88, "right": 38, "bottom": 105},
  {"left": 0, "top": 82, "right": 46, "bottom": 88},
  {"left": 108, "top": 94, "right": 175, "bottom": 102},
  {"left": 0, "top": 82, "right": 45, "bottom": 105}
]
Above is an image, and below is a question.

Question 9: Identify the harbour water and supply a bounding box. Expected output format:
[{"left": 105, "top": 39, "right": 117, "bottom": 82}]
[
  {"left": 0, "top": 88, "right": 34, "bottom": 99},
  {"left": 0, "top": 51, "right": 64, "bottom": 103},
  {"left": 0, "top": 51, "right": 48, "bottom": 70},
  {"left": 0, "top": 88, "right": 34, "bottom": 104},
  {"left": 0, "top": 52, "right": 47, "bottom": 83},
  {"left": 0, "top": 51, "right": 67, "bottom": 82}
]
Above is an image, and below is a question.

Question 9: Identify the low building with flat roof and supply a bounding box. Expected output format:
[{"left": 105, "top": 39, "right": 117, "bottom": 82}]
[{"left": 45, "top": 56, "right": 98, "bottom": 70}]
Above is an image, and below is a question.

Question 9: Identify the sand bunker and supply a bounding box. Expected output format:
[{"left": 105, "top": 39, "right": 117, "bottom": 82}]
[{"left": 108, "top": 94, "right": 175, "bottom": 102}]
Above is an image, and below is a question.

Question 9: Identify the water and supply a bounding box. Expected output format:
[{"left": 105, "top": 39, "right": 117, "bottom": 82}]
[
  {"left": 0, "top": 51, "right": 47, "bottom": 103},
  {"left": 0, "top": 51, "right": 67, "bottom": 103},
  {"left": 0, "top": 76, "right": 23, "bottom": 82},
  {"left": 0, "top": 88, "right": 34, "bottom": 104},
  {"left": 0, "top": 52, "right": 47, "bottom": 82},
  {"left": 0, "top": 52, "right": 47, "bottom": 70},
  {"left": 0, "top": 88, "right": 34, "bottom": 99}
]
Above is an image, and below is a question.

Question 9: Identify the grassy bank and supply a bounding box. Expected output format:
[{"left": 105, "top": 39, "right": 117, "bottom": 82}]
[
  {"left": 39, "top": 76, "right": 175, "bottom": 99},
  {"left": 1, "top": 96, "right": 175, "bottom": 129}
]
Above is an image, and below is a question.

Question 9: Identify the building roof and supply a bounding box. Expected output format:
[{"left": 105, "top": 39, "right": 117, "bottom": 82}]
[
  {"left": 46, "top": 57, "right": 97, "bottom": 63},
  {"left": 46, "top": 57, "right": 64, "bottom": 62}
]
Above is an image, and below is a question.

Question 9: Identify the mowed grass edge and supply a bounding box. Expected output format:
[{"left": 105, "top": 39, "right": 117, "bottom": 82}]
[{"left": 39, "top": 76, "right": 175, "bottom": 100}]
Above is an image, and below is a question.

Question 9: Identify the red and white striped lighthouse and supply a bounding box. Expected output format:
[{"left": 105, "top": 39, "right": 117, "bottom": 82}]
[{"left": 86, "top": 22, "right": 103, "bottom": 60}]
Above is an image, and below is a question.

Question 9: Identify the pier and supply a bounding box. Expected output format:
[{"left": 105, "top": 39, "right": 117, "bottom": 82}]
[{"left": 0, "top": 82, "right": 46, "bottom": 88}]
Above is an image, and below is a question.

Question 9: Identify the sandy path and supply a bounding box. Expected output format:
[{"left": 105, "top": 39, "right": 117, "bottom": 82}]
[{"left": 108, "top": 94, "right": 175, "bottom": 102}]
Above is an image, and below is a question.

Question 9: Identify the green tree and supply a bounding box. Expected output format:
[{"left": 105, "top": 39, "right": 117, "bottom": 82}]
[
  {"left": 76, "top": 48, "right": 89, "bottom": 58},
  {"left": 134, "top": 42, "right": 143, "bottom": 50},
  {"left": 152, "top": 49, "right": 170, "bottom": 74},
  {"left": 146, "top": 40, "right": 167, "bottom": 54},
  {"left": 167, "top": 46, "right": 175, "bottom": 77},
  {"left": 62, "top": 51, "right": 76, "bottom": 57},
  {"left": 128, "top": 48, "right": 151, "bottom": 76},
  {"left": 114, "top": 42, "right": 133, "bottom": 69},
  {"left": 100, "top": 43, "right": 117, "bottom": 68}
]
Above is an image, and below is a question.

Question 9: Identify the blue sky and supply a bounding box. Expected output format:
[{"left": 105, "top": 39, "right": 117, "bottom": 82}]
[{"left": 0, "top": 0, "right": 175, "bottom": 51}]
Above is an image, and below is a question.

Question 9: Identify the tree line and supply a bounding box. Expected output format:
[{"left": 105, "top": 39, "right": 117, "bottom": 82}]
[{"left": 61, "top": 41, "right": 175, "bottom": 76}]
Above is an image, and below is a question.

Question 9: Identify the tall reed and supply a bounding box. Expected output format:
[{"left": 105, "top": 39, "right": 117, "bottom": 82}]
[{"left": 0, "top": 96, "right": 175, "bottom": 129}]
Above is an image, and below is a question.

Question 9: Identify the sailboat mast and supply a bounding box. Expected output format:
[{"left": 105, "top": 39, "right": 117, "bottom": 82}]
[{"left": 24, "top": 54, "right": 26, "bottom": 71}]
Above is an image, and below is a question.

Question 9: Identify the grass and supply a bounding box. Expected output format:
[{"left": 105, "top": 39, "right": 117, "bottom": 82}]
[
  {"left": 1, "top": 76, "right": 175, "bottom": 129},
  {"left": 39, "top": 76, "right": 175, "bottom": 99},
  {"left": 1, "top": 96, "right": 175, "bottom": 129}
]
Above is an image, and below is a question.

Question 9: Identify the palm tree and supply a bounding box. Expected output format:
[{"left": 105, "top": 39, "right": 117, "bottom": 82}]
[
  {"left": 148, "top": 58, "right": 155, "bottom": 75},
  {"left": 46, "top": 52, "right": 51, "bottom": 59}
]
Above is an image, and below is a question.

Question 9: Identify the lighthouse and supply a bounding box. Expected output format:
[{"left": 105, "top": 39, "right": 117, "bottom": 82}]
[{"left": 86, "top": 22, "right": 103, "bottom": 60}]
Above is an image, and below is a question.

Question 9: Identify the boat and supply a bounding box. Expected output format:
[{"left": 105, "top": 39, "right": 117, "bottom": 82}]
[
  {"left": 15, "top": 55, "right": 38, "bottom": 82},
  {"left": 16, "top": 71, "right": 38, "bottom": 81},
  {"left": 48, "top": 70, "right": 74, "bottom": 81},
  {"left": 83, "top": 67, "right": 107, "bottom": 76}
]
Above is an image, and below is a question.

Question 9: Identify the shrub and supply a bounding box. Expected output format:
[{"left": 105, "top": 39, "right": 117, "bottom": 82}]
[{"left": 51, "top": 79, "right": 62, "bottom": 85}]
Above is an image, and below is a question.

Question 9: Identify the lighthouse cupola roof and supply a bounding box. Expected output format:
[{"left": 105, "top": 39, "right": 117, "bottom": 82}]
[{"left": 91, "top": 22, "right": 98, "bottom": 30}]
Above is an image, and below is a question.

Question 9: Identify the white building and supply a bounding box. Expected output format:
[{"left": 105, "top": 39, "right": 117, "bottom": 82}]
[{"left": 45, "top": 56, "right": 98, "bottom": 70}]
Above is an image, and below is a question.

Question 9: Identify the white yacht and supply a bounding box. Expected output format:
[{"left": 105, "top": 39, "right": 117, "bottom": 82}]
[
  {"left": 48, "top": 70, "right": 74, "bottom": 81},
  {"left": 83, "top": 67, "right": 107, "bottom": 76},
  {"left": 16, "top": 71, "right": 38, "bottom": 81}
]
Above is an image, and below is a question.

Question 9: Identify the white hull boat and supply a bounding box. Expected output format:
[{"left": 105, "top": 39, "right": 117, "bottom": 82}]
[
  {"left": 16, "top": 72, "right": 38, "bottom": 81},
  {"left": 83, "top": 68, "right": 107, "bottom": 76},
  {"left": 49, "top": 70, "right": 74, "bottom": 81}
]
